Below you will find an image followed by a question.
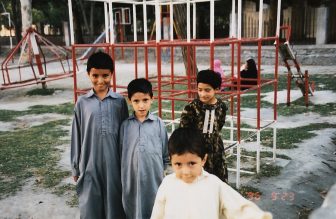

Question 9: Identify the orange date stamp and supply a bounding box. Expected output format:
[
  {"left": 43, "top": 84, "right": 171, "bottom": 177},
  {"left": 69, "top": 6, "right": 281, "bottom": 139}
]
[{"left": 245, "top": 191, "right": 295, "bottom": 202}]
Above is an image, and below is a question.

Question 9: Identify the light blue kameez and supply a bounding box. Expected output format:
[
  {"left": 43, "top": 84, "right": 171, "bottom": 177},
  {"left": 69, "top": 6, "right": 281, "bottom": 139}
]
[
  {"left": 71, "top": 89, "right": 128, "bottom": 219},
  {"left": 119, "top": 113, "right": 170, "bottom": 219}
]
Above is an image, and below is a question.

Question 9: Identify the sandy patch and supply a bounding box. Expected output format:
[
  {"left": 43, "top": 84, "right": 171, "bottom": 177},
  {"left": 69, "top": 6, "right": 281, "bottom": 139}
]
[
  {"left": 252, "top": 128, "right": 336, "bottom": 218},
  {"left": 0, "top": 113, "right": 71, "bottom": 132},
  {"left": 0, "top": 179, "right": 79, "bottom": 219},
  {"left": 240, "top": 108, "right": 336, "bottom": 129},
  {"left": 0, "top": 90, "right": 73, "bottom": 111},
  {"left": 262, "top": 89, "right": 336, "bottom": 105}
]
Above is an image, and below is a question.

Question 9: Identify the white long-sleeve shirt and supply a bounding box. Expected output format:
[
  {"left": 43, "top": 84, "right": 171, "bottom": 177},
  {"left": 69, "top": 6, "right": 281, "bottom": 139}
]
[{"left": 151, "top": 170, "right": 272, "bottom": 219}]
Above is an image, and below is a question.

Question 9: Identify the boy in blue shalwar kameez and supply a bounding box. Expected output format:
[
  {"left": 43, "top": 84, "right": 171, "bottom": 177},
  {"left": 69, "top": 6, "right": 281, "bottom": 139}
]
[
  {"left": 70, "top": 51, "right": 128, "bottom": 219},
  {"left": 119, "top": 78, "right": 170, "bottom": 219}
]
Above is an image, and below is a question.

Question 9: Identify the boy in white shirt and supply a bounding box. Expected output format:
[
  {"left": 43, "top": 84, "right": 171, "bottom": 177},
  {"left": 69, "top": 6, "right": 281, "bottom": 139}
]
[{"left": 151, "top": 127, "right": 272, "bottom": 219}]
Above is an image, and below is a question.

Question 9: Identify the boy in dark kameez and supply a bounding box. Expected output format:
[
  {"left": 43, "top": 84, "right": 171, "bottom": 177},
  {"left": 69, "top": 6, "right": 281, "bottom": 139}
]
[
  {"left": 119, "top": 78, "right": 170, "bottom": 219},
  {"left": 71, "top": 51, "right": 128, "bottom": 219},
  {"left": 179, "top": 69, "right": 228, "bottom": 182}
]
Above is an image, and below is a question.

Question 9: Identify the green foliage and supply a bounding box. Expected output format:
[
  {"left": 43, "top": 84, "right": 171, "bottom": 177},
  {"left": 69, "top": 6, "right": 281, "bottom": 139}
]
[
  {"left": 32, "top": 8, "right": 44, "bottom": 23},
  {"left": 32, "top": 1, "right": 68, "bottom": 27}
]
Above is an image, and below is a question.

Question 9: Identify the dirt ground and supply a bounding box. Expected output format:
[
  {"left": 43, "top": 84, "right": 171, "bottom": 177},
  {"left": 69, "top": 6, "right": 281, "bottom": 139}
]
[{"left": 0, "top": 62, "right": 335, "bottom": 219}]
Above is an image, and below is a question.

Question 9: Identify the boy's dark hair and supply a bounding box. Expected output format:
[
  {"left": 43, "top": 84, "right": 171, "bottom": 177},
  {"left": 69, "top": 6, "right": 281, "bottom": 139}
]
[
  {"left": 86, "top": 51, "right": 114, "bottom": 73},
  {"left": 168, "top": 127, "right": 207, "bottom": 159},
  {"left": 127, "top": 78, "right": 153, "bottom": 99},
  {"left": 197, "top": 69, "right": 221, "bottom": 89}
]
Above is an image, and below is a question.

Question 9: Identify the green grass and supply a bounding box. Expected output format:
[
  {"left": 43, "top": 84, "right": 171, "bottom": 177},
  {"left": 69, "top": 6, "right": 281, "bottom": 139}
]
[
  {"left": 0, "top": 102, "right": 74, "bottom": 122},
  {"left": 278, "top": 102, "right": 336, "bottom": 116},
  {"left": 53, "top": 184, "right": 78, "bottom": 207},
  {"left": 239, "top": 94, "right": 273, "bottom": 108},
  {"left": 0, "top": 119, "right": 71, "bottom": 199},
  {"left": 221, "top": 122, "right": 260, "bottom": 142},
  {"left": 26, "top": 88, "right": 63, "bottom": 96},
  {"left": 256, "top": 163, "right": 282, "bottom": 178},
  {"left": 241, "top": 150, "right": 291, "bottom": 160},
  {"left": 261, "top": 123, "right": 336, "bottom": 149},
  {"left": 312, "top": 74, "right": 336, "bottom": 91},
  {"left": 261, "top": 73, "right": 336, "bottom": 93}
]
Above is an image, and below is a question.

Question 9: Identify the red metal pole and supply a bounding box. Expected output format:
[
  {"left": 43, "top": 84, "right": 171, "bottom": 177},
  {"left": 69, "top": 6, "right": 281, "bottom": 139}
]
[
  {"left": 72, "top": 45, "right": 78, "bottom": 103},
  {"left": 193, "top": 45, "right": 196, "bottom": 78},
  {"left": 145, "top": 47, "right": 149, "bottom": 79},
  {"left": 305, "top": 70, "right": 309, "bottom": 107},
  {"left": 274, "top": 38, "right": 279, "bottom": 120},
  {"left": 111, "top": 45, "right": 117, "bottom": 92},
  {"left": 118, "top": 12, "right": 125, "bottom": 60},
  {"left": 210, "top": 43, "right": 214, "bottom": 70},
  {"left": 134, "top": 47, "right": 138, "bottom": 78},
  {"left": 171, "top": 45, "right": 175, "bottom": 120},
  {"left": 187, "top": 46, "right": 191, "bottom": 99},
  {"left": 230, "top": 42, "right": 235, "bottom": 117},
  {"left": 287, "top": 70, "right": 291, "bottom": 106},
  {"left": 157, "top": 43, "right": 162, "bottom": 117},
  {"left": 2, "top": 31, "right": 30, "bottom": 84}
]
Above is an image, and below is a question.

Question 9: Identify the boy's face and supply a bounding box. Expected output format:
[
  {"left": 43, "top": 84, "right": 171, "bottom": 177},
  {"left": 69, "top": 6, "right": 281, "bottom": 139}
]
[
  {"left": 129, "top": 92, "right": 153, "bottom": 121},
  {"left": 197, "top": 83, "right": 218, "bottom": 105},
  {"left": 171, "top": 152, "right": 207, "bottom": 184},
  {"left": 88, "top": 68, "right": 112, "bottom": 94}
]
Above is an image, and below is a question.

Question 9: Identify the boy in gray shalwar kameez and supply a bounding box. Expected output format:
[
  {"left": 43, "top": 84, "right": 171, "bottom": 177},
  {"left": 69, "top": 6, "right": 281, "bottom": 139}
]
[
  {"left": 71, "top": 52, "right": 128, "bottom": 219},
  {"left": 119, "top": 78, "right": 170, "bottom": 219}
]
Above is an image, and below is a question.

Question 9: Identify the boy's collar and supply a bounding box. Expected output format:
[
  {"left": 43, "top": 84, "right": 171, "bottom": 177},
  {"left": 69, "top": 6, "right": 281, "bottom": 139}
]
[
  {"left": 198, "top": 169, "right": 210, "bottom": 180},
  {"left": 128, "top": 112, "right": 156, "bottom": 121},
  {"left": 86, "top": 88, "right": 119, "bottom": 98},
  {"left": 173, "top": 168, "right": 209, "bottom": 183}
]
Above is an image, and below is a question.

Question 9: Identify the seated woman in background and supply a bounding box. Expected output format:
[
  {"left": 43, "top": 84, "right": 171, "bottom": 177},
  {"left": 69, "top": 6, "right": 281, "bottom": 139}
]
[
  {"left": 214, "top": 59, "right": 225, "bottom": 80},
  {"left": 239, "top": 58, "right": 258, "bottom": 90},
  {"left": 214, "top": 59, "right": 226, "bottom": 91}
]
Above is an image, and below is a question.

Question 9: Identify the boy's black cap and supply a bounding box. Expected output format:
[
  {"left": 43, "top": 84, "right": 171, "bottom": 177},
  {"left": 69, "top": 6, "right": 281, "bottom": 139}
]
[{"left": 197, "top": 69, "right": 221, "bottom": 89}]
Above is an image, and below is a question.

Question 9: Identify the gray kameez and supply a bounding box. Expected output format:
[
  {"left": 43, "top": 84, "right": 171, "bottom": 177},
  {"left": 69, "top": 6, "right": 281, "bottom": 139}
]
[
  {"left": 71, "top": 89, "right": 128, "bottom": 219},
  {"left": 119, "top": 113, "right": 170, "bottom": 219}
]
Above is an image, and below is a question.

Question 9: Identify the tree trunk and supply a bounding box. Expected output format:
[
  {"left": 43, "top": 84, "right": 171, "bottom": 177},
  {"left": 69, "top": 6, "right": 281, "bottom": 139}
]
[
  {"left": 73, "top": 0, "right": 84, "bottom": 43},
  {"left": 269, "top": 0, "right": 278, "bottom": 37},
  {"left": 20, "top": 0, "right": 32, "bottom": 36},
  {"left": 173, "top": 4, "right": 198, "bottom": 82},
  {"left": 77, "top": 0, "right": 90, "bottom": 35},
  {"left": 89, "top": 2, "right": 94, "bottom": 36},
  {"left": 11, "top": 0, "right": 22, "bottom": 43}
]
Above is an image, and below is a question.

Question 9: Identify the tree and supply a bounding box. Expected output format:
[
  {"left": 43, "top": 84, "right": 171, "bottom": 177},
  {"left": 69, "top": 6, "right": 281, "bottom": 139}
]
[
  {"left": 20, "top": 0, "right": 32, "bottom": 35},
  {"left": 32, "top": 1, "right": 68, "bottom": 35},
  {"left": 9, "top": 0, "right": 22, "bottom": 43}
]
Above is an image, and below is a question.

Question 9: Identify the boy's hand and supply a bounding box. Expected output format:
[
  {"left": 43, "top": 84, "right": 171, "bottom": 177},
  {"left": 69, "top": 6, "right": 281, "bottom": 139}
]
[{"left": 73, "top": 176, "right": 79, "bottom": 182}]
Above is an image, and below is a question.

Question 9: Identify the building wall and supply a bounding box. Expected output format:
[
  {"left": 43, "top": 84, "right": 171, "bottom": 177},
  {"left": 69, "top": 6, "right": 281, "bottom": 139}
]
[{"left": 241, "top": 1, "right": 334, "bottom": 44}]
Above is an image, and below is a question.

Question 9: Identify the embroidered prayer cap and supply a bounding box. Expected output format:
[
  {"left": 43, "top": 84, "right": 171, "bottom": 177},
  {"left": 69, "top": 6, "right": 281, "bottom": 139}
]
[{"left": 197, "top": 69, "right": 222, "bottom": 89}]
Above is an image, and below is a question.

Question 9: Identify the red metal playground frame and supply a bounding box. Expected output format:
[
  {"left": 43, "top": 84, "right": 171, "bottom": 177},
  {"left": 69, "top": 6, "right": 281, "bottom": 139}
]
[
  {"left": 1, "top": 28, "right": 73, "bottom": 90},
  {"left": 72, "top": 36, "right": 279, "bottom": 188}
]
